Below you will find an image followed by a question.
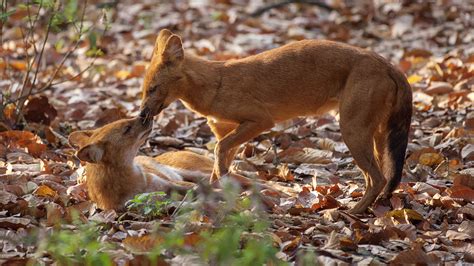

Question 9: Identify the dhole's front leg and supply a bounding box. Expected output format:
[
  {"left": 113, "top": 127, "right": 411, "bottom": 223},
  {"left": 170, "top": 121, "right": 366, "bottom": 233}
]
[
  {"left": 213, "top": 120, "right": 274, "bottom": 181},
  {"left": 208, "top": 120, "right": 238, "bottom": 182}
]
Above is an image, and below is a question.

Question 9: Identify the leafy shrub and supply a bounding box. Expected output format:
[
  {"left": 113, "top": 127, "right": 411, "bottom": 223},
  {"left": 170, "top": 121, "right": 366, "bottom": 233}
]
[
  {"left": 34, "top": 221, "right": 114, "bottom": 265},
  {"left": 126, "top": 191, "right": 172, "bottom": 218}
]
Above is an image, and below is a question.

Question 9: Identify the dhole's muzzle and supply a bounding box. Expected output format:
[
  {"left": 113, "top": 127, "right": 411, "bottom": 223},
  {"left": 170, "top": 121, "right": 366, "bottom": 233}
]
[{"left": 139, "top": 102, "right": 166, "bottom": 119}]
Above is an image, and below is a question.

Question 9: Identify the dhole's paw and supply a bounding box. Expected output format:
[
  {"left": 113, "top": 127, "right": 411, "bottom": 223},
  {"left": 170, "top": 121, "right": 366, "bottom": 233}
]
[
  {"left": 209, "top": 171, "right": 219, "bottom": 184},
  {"left": 374, "top": 194, "right": 392, "bottom": 207},
  {"left": 217, "top": 173, "right": 243, "bottom": 191},
  {"left": 348, "top": 201, "right": 370, "bottom": 215}
]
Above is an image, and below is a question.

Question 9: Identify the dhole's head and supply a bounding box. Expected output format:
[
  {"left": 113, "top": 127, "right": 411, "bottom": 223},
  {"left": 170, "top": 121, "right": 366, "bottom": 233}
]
[
  {"left": 68, "top": 117, "right": 152, "bottom": 165},
  {"left": 140, "top": 29, "right": 186, "bottom": 119}
]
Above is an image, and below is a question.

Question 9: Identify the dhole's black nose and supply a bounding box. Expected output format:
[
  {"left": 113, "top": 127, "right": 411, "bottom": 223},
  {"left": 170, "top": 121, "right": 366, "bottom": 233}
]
[
  {"left": 139, "top": 107, "right": 150, "bottom": 119},
  {"left": 139, "top": 107, "right": 152, "bottom": 125}
]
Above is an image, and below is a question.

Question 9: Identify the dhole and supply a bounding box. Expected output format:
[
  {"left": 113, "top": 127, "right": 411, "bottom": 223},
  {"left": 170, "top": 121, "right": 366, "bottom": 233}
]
[
  {"left": 68, "top": 117, "right": 215, "bottom": 210},
  {"left": 68, "top": 117, "right": 278, "bottom": 210},
  {"left": 139, "top": 29, "right": 413, "bottom": 214}
]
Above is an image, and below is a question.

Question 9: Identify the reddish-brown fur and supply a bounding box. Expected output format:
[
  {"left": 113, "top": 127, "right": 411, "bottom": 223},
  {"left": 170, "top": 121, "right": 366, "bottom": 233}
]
[
  {"left": 140, "top": 29, "right": 412, "bottom": 213},
  {"left": 69, "top": 118, "right": 214, "bottom": 210}
]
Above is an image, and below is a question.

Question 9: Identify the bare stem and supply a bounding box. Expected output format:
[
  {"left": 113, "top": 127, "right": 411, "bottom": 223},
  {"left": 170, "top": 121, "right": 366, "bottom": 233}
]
[
  {"left": 15, "top": 1, "right": 54, "bottom": 120},
  {"left": 25, "top": 1, "right": 42, "bottom": 55},
  {"left": 7, "top": 0, "right": 107, "bottom": 106},
  {"left": 39, "top": 0, "right": 88, "bottom": 90},
  {"left": 0, "top": 0, "right": 6, "bottom": 46}
]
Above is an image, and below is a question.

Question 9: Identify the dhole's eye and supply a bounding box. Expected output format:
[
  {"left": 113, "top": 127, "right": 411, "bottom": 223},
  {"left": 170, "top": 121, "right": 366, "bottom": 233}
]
[{"left": 123, "top": 125, "right": 132, "bottom": 135}]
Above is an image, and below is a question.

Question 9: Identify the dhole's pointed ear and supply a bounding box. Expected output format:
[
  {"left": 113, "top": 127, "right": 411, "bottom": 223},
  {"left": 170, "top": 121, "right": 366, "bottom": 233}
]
[
  {"left": 162, "top": 35, "right": 184, "bottom": 64},
  {"left": 152, "top": 29, "right": 173, "bottom": 58},
  {"left": 69, "top": 130, "right": 94, "bottom": 148},
  {"left": 76, "top": 144, "right": 104, "bottom": 163}
]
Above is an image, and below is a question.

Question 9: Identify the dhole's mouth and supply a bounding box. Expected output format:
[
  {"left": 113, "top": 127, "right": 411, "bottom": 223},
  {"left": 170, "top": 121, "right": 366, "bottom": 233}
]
[
  {"left": 138, "top": 126, "right": 152, "bottom": 141},
  {"left": 140, "top": 116, "right": 153, "bottom": 135},
  {"left": 139, "top": 109, "right": 154, "bottom": 126},
  {"left": 139, "top": 103, "right": 165, "bottom": 120},
  {"left": 156, "top": 103, "right": 165, "bottom": 115}
]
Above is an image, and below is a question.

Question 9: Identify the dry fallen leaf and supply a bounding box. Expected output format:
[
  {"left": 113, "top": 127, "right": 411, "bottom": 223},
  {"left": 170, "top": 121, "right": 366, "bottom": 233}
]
[
  {"left": 386, "top": 209, "right": 424, "bottom": 221},
  {"left": 34, "top": 185, "right": 58, "bottom": 198}
]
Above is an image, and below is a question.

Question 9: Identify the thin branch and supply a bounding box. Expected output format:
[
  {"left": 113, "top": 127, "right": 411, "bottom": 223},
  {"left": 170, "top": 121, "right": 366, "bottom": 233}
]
[
  {"left": 25, "top": 4, "right": 33, "bottom": 51},
  {"left": 0, "top": 85, "right": 4, "bottom": 123},
  {"left": 15, "top": 4, "right": 53, "bottom": 119},
  {"left": 30, "top": 7, "right": 53, "bottom": 92},
  {"left": 171, "top": 191, "right": 192, "bottom": 218},
  {"left": 7, "top": 0, "right": 107, "bottom": 106},
  {"left": 17, "top": 25, "right": 36, "bottom": 110},
  {"left": 38, "top": 0, "right": 88, "bottom": 91},
  {"left": 25, "top": 1, "right": 42, "bottom": 55},
  {"left": 0, "top": 0, "right": 6, "bottom": 45},
  {"left": 50, "top": 56, "right": 98, "bottom": 86},
  {"left": 48, "top": 6, "right": 111, "bottom": 88},
  {"left": 16, "top": 1, "right": 44, "bottom": 110}
]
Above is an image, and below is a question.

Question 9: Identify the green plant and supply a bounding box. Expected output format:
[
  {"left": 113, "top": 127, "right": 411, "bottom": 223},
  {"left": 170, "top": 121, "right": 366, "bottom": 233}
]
[
  {"left": 34, "top": 221, "right": 114, "bottom": 265},
  {"left": 126, "top": 191, "right": 172, "bottom": 218},
  {"left": 198, "top": 209, "right": 282, "bottom": 266},
  {"left": 146, "top": 183, "right": 287, "bottom": 266}
]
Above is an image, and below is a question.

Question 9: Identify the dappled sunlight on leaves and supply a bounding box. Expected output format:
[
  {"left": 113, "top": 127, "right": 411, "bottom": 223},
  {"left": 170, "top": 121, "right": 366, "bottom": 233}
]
[{"left": 0, "top": 0, "right": 473, "bottom": 264}]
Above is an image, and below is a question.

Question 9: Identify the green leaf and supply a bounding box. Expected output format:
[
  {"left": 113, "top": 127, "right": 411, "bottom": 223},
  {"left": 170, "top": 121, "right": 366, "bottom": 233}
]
[
  {"left": 34, "top": 0, "right": 55, "bottom": 8},
  {"left": 64, "top": 0, "right": 78, "bottom": 22},
  {"left": 88, "top": 31, "right": 97, "bottom": 50},
  {"left": 0, "top": 9, "right": 16, "bottom": 21},
  {"left": 144, "top": 207, "right": 152, "bottom": 215},
  {"left": 54, "top": 39, "right": 65, "bottom": 52}
]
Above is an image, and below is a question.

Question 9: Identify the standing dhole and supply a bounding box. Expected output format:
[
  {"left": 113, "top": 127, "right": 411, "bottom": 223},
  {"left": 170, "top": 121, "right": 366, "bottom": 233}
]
[{"left": 139, "top": 29, "right": 412, "bottom": 214}]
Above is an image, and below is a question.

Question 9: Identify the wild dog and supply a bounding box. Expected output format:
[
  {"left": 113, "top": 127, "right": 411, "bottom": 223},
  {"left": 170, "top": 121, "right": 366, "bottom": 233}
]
[
  {"left": 68, "top": 117, "right": 280, "bottom": 210},
  {"left": 139, "top": 29, "right": 412, "bottom": 213},
  {"left": 68, "top": 117, "right": 213, "bottom": 210}
]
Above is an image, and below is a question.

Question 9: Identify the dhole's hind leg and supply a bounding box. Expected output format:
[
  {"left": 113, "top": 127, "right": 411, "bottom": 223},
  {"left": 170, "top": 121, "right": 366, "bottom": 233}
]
[
  {"left": 339, "top": 87, "right": 388, "bottom": 214},
  {"left": 373, "top": 130, "right": 394, "bottom": 204},
  {"left": 373, "top": 130, "right": 394, "bottom": 201},
  {"left": 343, "top": 130, "right": 386, "bottom": 214}
]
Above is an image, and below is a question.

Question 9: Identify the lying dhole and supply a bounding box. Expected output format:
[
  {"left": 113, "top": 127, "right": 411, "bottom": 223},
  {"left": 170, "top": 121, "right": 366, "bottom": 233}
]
[{"left": 68, "top": 117, "right": 279, "bottom": 210}]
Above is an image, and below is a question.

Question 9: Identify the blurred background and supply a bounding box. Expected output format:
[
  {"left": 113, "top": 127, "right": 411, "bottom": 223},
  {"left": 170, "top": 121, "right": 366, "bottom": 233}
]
[{"left": 1, "top": 0, "right": 472, "bottom": 133}]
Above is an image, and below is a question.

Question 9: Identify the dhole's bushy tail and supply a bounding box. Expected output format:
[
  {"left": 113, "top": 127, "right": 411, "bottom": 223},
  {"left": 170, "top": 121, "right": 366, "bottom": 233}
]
[{"left": 383, "top": 69, "right": 412, "bottom": 195}]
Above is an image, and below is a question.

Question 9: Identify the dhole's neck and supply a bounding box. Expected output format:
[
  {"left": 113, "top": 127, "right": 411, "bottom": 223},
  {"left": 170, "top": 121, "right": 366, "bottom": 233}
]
[
  {"left": 179, "top": 53, "right": 223, "bottom": 116},
  {"left": 86, "top": 162, "right": 142, "bottom": 182},
  {"left": 85, "top": 160, "right": 144, "bottom": 206}
]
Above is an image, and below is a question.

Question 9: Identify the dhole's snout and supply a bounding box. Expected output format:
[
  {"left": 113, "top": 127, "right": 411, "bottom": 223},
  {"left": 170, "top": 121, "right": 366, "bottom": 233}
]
[
  {"left": 131, "top": 117, "right": 152, "bottom": 143},
  {"left": 139, "top": 107, "right": 150, "bottom": 120},
  {"left": 139, "top": 102, "right": 165, "bottom": 119},
  {"left": 138, "top": 106, "right": 156, "bottom": 127},
  {"left": 136, "top": 115, "right": 153, "bottom": 131}
]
